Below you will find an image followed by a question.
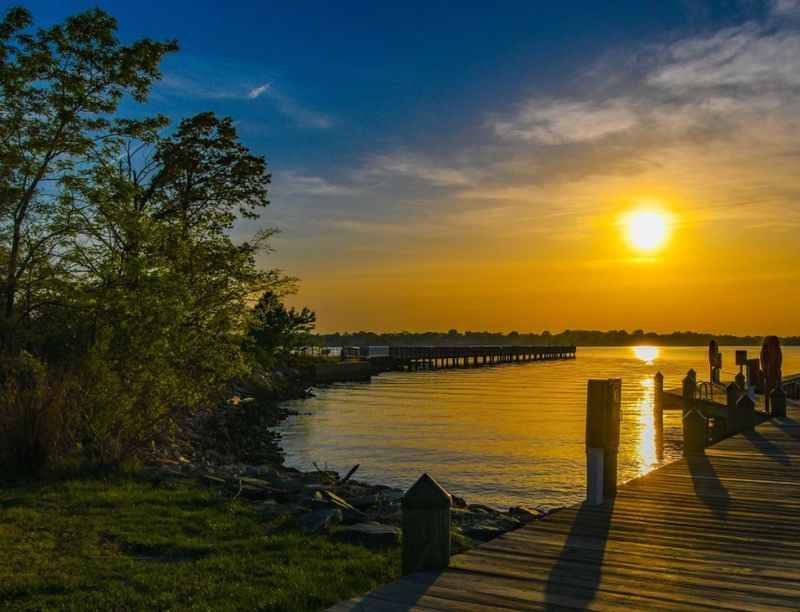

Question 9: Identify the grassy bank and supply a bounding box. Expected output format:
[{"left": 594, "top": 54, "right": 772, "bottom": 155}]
[{"left": 0, "top": 477, "right": 399, "bottom": 611}]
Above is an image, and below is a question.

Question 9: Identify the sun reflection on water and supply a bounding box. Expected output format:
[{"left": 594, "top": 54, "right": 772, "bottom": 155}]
[
  {"left": 632, "top": 345, "right": 659, "bottom": 364},
  {"left": 635, "top": 384, "right": 659, "bottom": 475}
]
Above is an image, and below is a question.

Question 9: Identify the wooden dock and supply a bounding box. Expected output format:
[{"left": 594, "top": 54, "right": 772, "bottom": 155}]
[
  {"left": 332, "top": 402, "right": 800, "bottom": 610},
  {"left": 388, "top": 345, "right": 576, "bottom": 371}
]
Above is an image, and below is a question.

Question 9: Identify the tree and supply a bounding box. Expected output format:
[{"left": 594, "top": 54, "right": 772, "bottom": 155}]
[
  {"left": 0, "top": 6, "right": 177, "bottom": 352},
  {"left": 247, "top": 292, "right": 316, "bottom": 366},
  {"left": 0, "top": 7, "right": 296, "bottom": 467}
]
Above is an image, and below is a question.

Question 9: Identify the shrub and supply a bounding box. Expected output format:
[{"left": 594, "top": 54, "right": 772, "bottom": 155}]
[{"left": 0, "top": 354, "right": 76, "bottom": 475}]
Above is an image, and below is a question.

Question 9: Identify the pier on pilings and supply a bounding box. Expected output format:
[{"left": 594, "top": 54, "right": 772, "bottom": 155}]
[{"left": 387, "top": 345, "right": 576, "bottom": 371}]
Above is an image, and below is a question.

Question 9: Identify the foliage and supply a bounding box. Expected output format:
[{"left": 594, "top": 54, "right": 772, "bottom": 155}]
[
  {"left": 0, "top": 477, "right": 399, "bottom": 610},
  {"left": 0, "top": 353, "right": 75, "bottom": 474},
  {"left": 247, "top": 291, "right": 316, "bottom": 367},
  {"left": 0, "top": 7, "right": 301, "bottom": 469}
]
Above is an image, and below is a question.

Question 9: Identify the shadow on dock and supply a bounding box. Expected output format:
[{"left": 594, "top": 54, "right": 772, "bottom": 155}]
[
  {"left": 687, "top": 454, "right": 731, "bottom": 520},
  {"left": 545, "top": 499, "right": 615, "bottom": 609},
  {"left": 343, "top": 571, "right": 443, "bottom": 611},
  {"left": 774, "top": 417, "right": 800, "bottom": 442},
  {"left": 742, "top": 428, "right": 792, "bottom": 466}
]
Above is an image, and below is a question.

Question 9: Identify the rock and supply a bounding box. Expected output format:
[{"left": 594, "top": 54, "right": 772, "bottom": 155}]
[
  {"left": 297, "top": 508, "right": 342, "bottom": 534},
  {"left": 381, "top": 489, "right": 404, "bottom": 503},
  {"left": 452, "top": 495, "right": 467, "bottom": 509},
  {"left": 334, "top": 522, "right": 401, "bottom": 550},
  {"left": 463, "top": 523, "right": 506, "bottom": 542},
  {"left": 467, "top": 504, "right": 498, "bottom": 515},
  {"left": 310, "top": 490, "right": 366, "bottom": 523},
  {"left": 348, "top": 493, "right": 381, "bottom": 509},
  {"left": 509, "top": 506, "right": 543, "bottom": 523},
  {"left": 238, "top": 484, "right": 276, "bottom": 501}
]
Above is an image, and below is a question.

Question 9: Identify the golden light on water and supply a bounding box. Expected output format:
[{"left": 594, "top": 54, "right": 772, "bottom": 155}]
[
  {"left": 624, "top": 208, "right": 671, "bottom": 252},
  {"left": 632, "top": 345, "right": 659, "bottom": 363},
  {"left": 635, "top": 393, "right": 658, "bottom": 476}
]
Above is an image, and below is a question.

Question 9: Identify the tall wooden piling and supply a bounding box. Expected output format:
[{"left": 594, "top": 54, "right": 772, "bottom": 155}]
[
  {"left": 772, "top": 385, "right": 787, "bottom": 418},
  {"left": 586, "top": 379, "right": 622, "bottom": 504},
  {"left": 654, "top": 372, "right": 664, "bottom": 459},
  {"left": 401, "top": 473, "right": 452, "bottom": 575},
  {"left": 737, "top": 394, "right": 756, "bottom": 430},
  {"left": 726, "top": 382, "right": 741, "bottom": 433},
  {"left": 682, "top": 371, "right": 706, "bottom": 455}
]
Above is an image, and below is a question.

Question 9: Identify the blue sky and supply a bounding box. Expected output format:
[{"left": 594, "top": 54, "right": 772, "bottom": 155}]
[{"left": 11, "top": 1, "right": 800, "bottom": 332}]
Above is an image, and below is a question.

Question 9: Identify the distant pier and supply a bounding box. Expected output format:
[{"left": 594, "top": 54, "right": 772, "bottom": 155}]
[{"left": 386, "top": 345, "right": 576, "bottom": 371}]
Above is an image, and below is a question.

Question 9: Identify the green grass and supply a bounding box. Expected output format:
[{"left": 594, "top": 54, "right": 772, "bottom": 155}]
[{"left": 0, "top": 477, "right": 399, "bottom": 611}]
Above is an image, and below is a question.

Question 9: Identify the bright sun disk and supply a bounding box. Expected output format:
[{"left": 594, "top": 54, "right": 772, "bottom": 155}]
[{"left": 624, "top": 209, "right": 670, "bottom": 252}]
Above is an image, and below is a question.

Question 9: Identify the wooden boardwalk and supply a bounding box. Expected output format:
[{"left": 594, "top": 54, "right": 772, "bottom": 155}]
[{"left": 332, "top": 402, "right": 800, "bottom": 611}]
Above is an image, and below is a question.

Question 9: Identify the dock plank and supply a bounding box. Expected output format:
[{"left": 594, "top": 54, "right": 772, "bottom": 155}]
[{"left": 332, "top": 405, "right": 800, "bottom": 610}]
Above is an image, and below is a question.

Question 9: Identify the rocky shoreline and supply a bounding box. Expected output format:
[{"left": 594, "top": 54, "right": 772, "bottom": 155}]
[{"left": 144, "top": 365, "right": 559, "bottom": 551}]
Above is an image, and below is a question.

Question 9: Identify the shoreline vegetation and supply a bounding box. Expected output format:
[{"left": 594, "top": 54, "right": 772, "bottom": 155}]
[{"left": 315, "top": 329, "right": 800, "bottom": 347}]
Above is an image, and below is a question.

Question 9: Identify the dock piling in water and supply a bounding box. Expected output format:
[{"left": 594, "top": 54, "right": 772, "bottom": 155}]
[
  {"left": 585, "top": 378, "right": 622, "bottom": 503},
  {"left": 772, "top": 385, "right": 787, "bottom": 418},
  {"left": 682, "top": 371, "right": 706, "bottom": 455},
  {"left": 654, "top": 372, "right": 664, "bottom": 458}
]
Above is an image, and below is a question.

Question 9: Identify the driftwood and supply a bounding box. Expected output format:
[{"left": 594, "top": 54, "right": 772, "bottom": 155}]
[{"left": 342, "top": 463, "right": 360, "bottom": 483}]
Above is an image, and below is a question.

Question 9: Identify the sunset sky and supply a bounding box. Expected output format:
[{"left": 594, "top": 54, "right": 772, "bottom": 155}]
[{"left": 23, "top": 1, "right": 800, "bottom": 334}]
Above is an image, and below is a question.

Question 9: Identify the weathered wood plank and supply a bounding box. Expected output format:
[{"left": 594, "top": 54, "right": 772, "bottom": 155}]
[{"left": 332, "top": 401, "right": 800, "bottom": 610}]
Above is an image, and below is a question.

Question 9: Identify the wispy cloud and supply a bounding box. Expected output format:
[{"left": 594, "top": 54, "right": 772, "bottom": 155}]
[
  {"left": 158, "top": 66, "right": 333, "bottom": 129},
  {"left": 247, "top": 84, "right": 271, "bottom": 99},
  {"left": 277, "top": 171, "right": 355, "bottom": 197},
  {"left": 257, "top": 86, "right": 333, "bottom": 129},
  {"left": 492, "top": 99, "right": 639, "bottom": 144},
  {"left": 358, "top": 153, "right": 477, "bottom": 188}
]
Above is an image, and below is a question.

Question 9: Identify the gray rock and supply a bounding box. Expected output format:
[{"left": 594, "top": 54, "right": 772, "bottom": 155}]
[
  {"left": 380, "top": 489, "right": 404, "bottom": 503},
  {"left": 509, "top": 506, "right": 543, "bottom": 523},
  {"left": 298, "top": 508, "right": 342, "bottom": 534},
  {"left": 452, "top": 495, "right": 467, "bottom": 508},
  {"left": 463, "top": 523, "right": 506, "bottom": 542},
  {"left": 334, "top": 522, "right": 401, "bottom": 549},
  {"left": 347, "top": 493, "right": 381, "bottom": 509}
]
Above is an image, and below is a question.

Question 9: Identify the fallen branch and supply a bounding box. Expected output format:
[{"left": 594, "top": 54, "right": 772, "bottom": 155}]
[{"left": 342, "top": 464, "right": 360, "bottom": 483}]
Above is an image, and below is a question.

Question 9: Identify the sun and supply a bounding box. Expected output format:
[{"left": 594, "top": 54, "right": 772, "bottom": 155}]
[{"left": 624, "top": 208, "right": 670, "bottom": 252}]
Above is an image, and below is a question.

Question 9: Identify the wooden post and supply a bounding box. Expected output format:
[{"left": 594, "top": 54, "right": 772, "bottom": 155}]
[
  {"left": 683, "top": 371, "right": 705, "bottom": 455},
  {"left": 654, "top": 372, "right": 664, "bottom": 459},
  {"left": 586, "top": 379, "right": 622, "bottom": 504},
  {"left": 401, "top": 473, "right": 452, "bottom": 575},
  {"left": 771, "top": 385, "right": 786, "bottom": 418},
  {"left": 726, "top": 382, "right": 741, "bottom": 434},
  {"left": 737, "top": 394, "right": 755, "bottom": 430}
]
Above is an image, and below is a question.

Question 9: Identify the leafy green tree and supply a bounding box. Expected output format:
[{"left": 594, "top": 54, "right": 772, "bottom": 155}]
[
  {"left": 0, "top": 7, "right": 297, "bottom": 467},
  {"left": 248, "top": 292, "right": 316, "bottom": 367},
  {"left": 0, "top": 6, "right": 177, "bottom": 353}
]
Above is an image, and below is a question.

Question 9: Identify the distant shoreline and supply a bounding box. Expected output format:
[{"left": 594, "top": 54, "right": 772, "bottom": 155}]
[{"left": 313, "top": 332, "right": 800, "bottom": 348}]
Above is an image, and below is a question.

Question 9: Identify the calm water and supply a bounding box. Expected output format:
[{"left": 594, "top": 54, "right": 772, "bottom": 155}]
[{"left": 278, "top": 346, "right": 800, "bottom": 510}]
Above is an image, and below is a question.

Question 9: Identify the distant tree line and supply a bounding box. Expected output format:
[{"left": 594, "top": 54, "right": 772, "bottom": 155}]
[{"left": 315, "top": 329, "right": 800, "bottom": 347}]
